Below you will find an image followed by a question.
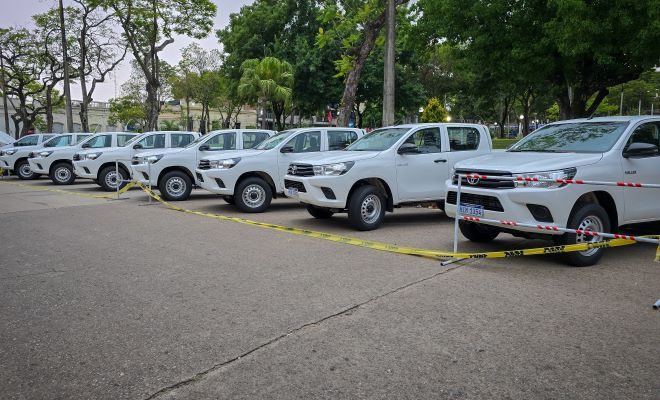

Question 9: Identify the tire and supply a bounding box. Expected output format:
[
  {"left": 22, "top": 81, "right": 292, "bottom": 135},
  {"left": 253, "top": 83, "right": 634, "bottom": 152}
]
[
  {"left": 158, "top": 171, "right": 192, "bottom": 201},
  {"left": 347, "top": 185, "right": 386, "bottom": 231},
  {"left": 558, "top": 203, "right": 610, "bottom": 267},
  {"left": 50, "top": 162, "right": 76, "bottom": 185},
  {"left": 98, "top": 165, "right": 128, "bottom": 192},
  {"left": 234, "top": 177, "right": 272, "bottom": 213},
  {"left": 15, "top": 160, "right": 37, "bottom": 180},
  {"left": 222, "top": 196, "right": 235, "bottom": 205},
  {"left": 459, "top": 220, "right": 500, "bottom": 242},
  {"left": 307, "top": 205, "right": 334, "bottom": 219}
]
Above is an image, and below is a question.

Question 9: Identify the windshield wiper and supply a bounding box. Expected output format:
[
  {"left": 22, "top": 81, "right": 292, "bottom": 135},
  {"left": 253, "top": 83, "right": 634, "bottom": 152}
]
[{"left": 509, "top": 149, "right": 570, "bottom": 153}]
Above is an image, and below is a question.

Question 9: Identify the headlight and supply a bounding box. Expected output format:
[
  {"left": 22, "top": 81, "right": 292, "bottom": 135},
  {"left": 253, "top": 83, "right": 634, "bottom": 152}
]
[
  {"left": 85, "top": 152, "right": 103, "bottom": 160},
  {"left": 312, "top": 161, "right": 354, "bottom": 176},
  {"left": 513, "top": 168, "right": 577, "bottom": 189},
  {"left": 145, "top": 154, "right": 164, "bottom": 164},
  {"left": 210, "top": 158, "right": 240, "bottom": 169},
  {"left": 38, "top": 151, "right": 53, "bottom": 157},
  {"left": 4, "top": 149, "right": 17, "bottom": 155}
]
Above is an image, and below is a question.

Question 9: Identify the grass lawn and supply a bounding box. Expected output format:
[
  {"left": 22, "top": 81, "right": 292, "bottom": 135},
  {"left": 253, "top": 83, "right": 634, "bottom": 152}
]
[{"left": 492, "top": 138, "right": 519, "bottom": 149}]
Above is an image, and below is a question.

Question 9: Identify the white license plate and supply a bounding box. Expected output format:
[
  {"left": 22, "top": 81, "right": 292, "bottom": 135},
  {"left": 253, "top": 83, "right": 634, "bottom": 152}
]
[
  {"left": 286, "top": 187, "right": 299, "bottom": 197},
  {"left": 459, "top": 203, "right": 484, "bottom": 217}
]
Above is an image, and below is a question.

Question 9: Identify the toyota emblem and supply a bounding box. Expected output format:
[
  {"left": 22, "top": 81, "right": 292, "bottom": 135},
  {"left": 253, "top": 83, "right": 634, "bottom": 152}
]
[
  {"left": 466, "top": 174, "right": 480, "bottom": 185},
  {"left": 291, "top": 165, "right": 298, "bottom": 174}
]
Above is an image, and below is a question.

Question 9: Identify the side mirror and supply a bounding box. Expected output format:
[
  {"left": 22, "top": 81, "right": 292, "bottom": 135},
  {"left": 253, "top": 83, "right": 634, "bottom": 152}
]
[
  {"left": 133, "top": 143, "right": 143, "bottom": 149},
  {"left": 280, "top": 145, "right": 294, "bottom": 153},
  {"left": 397, "top": 143, "right": 420, "bottom": 155},
  {"left": 199, "top": 144, "right": 210, "bottom": 151},
  {"left": 623, "top": 142, "right": 658, "bottom": 158},
  {"left": 81, "top": 143, "right": 91, "bottom": 149}
]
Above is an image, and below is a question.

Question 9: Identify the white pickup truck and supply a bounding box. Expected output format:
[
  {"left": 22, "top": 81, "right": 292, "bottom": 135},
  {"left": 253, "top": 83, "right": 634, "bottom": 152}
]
[
  {"left": 0, "top": 133, "right": 57, "bottom": 179},
  {"left": 131, "top": 129, "right": 274, "bottom": 201},
  {"left": 445, "top": 116, "right": 660, "bottom": 266},
  {"left": 28, "top": 133, "right": 130, "bottom": 185},
  {"left": 73, "top": 131, "right": 200, "bottom": 191},
  {"left": 196, "top": 128, "right": 364, "bottom": 212},
  {"left": 284, "top": 123, "right": 492, "bottom": 230}
]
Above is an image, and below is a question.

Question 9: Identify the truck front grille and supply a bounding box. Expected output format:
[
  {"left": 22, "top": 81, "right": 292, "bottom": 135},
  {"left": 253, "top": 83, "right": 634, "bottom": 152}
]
[
  {"left": 287, "top": 163, "right": 314, "bottom": 177},
  {"left": 198, "top": 159, "right": 211, "bottom": 170},
  {"left": 453, "top": 169, "right": 514, "bottom": 189}
]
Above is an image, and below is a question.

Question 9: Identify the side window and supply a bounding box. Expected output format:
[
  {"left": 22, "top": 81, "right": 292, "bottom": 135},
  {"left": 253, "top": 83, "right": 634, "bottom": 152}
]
[
  {"left": 284, "top": 131, "right": 321, "bottom": 153},
  {"left": 171, "top": 134, "right": 194, "bottom": 148},
  {"left": 625, "top": 122, "right": 660, "bottom": 156},
  {"left": 328, "top": 130, "right": 359, "bottom": 150},
  {"left": 205, "top": 132, "right": 236, "bottom": 150},
  {"left": 16, "top": 136, "right": 39, "bottom": 146},
  {"left": 447, "top": 127, "right": 480, "bottom": 151},
  {"left": 87, "top": 135, "right": 112, "bottom": 148},
  {"left": 242, "top": 132, "right": 270, "bottom": 148},
  {"left": 116, "top": 135, "right": 134, "bottom": 147},
  {"left": 404, "top": 128, "right": 442, "bottom": 153},
  {"left": 75, "top": 135, "right": 91, "bottom": 144},
  {"left": 138, "top": 134, "right": 166, "bottom": 149}
]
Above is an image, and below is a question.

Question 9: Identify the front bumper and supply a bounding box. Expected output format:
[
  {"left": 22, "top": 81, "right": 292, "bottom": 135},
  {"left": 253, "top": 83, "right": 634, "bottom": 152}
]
[
  {"left": 131, "top": 163, "right": 156, "bottom": 186},
  {"left": 73, "top": 161, "right": 97, "bottom": 179},
  {"left": 28, "top": 158, "right": 49, "bottom": 175},
  {"left": 195, "top": 168, "right": 239, "bottom": 195},
  {"left": 0, "top": 156, "right": 14, "bottom": 171},
  {"left": 282, "top": 174, "right": 352, "bottom": 209},
  {"left": 444, "top": 182, "right": 579, "bottom": 236}
]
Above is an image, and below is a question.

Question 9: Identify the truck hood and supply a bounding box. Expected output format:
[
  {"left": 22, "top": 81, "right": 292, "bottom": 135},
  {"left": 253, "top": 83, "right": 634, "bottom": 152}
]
[
  {"left": 455, "top": 152, "right": 604, "bottom": 173},
  {"left": 201, "top": 149, "right": 266, "bottom": 161},
  {"left": 134, "top": 148, "right": 184, "bottom": 158},
  {"left": 2, "top": 144, "right": 44, "bottom": 152},
  {"left": 76, "top": 146, "right": 127, "bottom": 156},
  {"left": 288, "top": 151, "right": 380, "bottom": 165}
]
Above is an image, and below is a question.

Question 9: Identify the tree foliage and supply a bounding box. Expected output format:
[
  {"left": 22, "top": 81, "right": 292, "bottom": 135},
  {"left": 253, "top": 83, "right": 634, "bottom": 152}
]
[{"left": 420, "top": 98, "right": 448, "bottom": 123}]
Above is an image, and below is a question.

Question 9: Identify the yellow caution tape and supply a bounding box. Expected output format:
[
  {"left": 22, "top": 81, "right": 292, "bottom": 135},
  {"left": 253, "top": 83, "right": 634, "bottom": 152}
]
[
  {"left": 134, "top": 182, "right": 638, "bottom": 261},
  {"left": 0, "top": 179, "right": 137, "bottom": 199}
]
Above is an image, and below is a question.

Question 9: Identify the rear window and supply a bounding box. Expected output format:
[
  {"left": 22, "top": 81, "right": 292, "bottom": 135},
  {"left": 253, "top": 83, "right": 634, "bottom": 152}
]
[
  {"left": 447, "top": 127, "right": 480, "bottom": 151},
  {"left": 328, "top": 130, "right": 359, "bottom": 150},
  {"left": 86, "top": 135, "right": 112, "bottom": 148},
  {"left": 171, "top": 134, "right": 194, "bottom": 148}
]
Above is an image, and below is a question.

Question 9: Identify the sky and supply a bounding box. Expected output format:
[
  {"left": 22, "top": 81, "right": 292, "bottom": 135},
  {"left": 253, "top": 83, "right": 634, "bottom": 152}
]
[{"left": 0, "top": 0, "right": 255, "bottom": 101}]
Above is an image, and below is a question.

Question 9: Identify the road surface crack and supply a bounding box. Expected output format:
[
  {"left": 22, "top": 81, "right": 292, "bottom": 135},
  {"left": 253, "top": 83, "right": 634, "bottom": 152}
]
[{"left": 144, "top": 263, "right": 466, "bottom": 399}]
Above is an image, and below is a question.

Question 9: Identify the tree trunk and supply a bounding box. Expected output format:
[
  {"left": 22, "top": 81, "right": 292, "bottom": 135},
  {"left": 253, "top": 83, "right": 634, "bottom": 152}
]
[
  {"left": 45, "top": 87, "right": 55, "bottom": 133},
  {"left": 145, "top": 82, "right": 159, "bottom": 131},
  {"left": 382, "top": 0, "right": 396, "bottom": 127}
]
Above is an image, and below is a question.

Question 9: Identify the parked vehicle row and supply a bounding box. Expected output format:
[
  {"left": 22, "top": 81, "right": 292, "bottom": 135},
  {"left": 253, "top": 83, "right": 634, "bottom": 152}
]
[{"left": 2, "top": 117, "right": 658, "bottom": 266}]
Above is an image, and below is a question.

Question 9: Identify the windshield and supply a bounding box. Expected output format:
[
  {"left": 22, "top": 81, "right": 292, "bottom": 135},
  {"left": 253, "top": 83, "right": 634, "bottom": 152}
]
[
  {"left": 121, "top": 133, "right": 145, "bottom": 147},
  {"left": 255, "top": 130, "right": 296, "bottom": 150},
  {"left": 43, "top": 135, "right": 73, "bottom": 147},
  {"left": 509, "top": 122, "right": 630, "bottom": 153},
  {"left": 345, "top": 128, "right": 410, "bottom": 151}
]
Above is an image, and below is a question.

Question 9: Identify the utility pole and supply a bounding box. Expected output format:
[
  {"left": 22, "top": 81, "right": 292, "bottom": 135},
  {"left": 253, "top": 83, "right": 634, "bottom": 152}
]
[
  {"left": 0, "top": 47, "right": 10, "bottom": 137},
  {"left": 58, "top": 0, "right": 74, "bottom": 133},
  {"left": 619, "top": 84, "right": 624, "bottom": 115},
  {"left": 382, "top": 0, "right": 395, "bottom": 127}
]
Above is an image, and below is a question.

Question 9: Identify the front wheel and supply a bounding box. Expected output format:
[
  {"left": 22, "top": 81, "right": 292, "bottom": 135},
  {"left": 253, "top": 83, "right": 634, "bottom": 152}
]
[
  {"left": 558, "top": 203, "right": 610, "bottom": 267},
  {"left": 158, "top": 171, "right": 192, "bottom": 201},
  {"left": 306, "top": 205, "right": 334, "bottom": 219},
  {"left": 16, "top": 160, "right": 37, "bottom": 180},
  {"left": 50, "top": 162, "right": 76, "bottom": 185},
  {"left": 459, "top": 220, "right": 500, "bottom": 242},
  {"left": 234, "top": 177, "right": 272, "bottom": 213},
  {"left": 98, "top": 166, "right": 128, "bottom": 192},
  {"left": 347, "top": 185, "right": 386, "bottom": 231}
]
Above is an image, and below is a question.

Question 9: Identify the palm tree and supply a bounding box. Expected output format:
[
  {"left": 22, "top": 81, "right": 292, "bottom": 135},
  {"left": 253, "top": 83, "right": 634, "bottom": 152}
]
[{"left": 238, "top": 57, "right": 293, "bottom": 130}]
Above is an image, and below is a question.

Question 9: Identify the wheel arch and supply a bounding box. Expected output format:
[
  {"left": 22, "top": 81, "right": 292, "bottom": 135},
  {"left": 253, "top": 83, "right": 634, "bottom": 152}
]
[
  {"left": 97, "top": 161, "right": 131, "bottom": 180},
  {"left": 236, "top": 171, "right": 277, "bottom": 198},
  {"left": 157, "top": 166, "right": 195, "bottom": 187},
  {"left": 13, "top": 156, "right": 29, "bottom": 170},
  {"left": 347, "top": 178, "right": 394, "bottom": 212},
  {"left": 571, "top": 191, "right": 619, "bottom": 232},
  {"left": 49, "top": 159, "right": 73, "bottom": 175}
]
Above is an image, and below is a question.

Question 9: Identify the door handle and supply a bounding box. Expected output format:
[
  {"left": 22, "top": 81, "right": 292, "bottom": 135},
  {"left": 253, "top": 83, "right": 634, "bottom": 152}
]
[{"left": 434, "top": 159, "right": 447, "bottom": 163}]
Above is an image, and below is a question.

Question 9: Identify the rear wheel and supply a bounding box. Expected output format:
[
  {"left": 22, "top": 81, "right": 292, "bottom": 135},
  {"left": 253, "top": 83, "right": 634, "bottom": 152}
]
[
  {"left": 50, "top": 162, "right": 76, "bottom": 185},
  {"left": 459, "top": 220, "right": 500, "bottom": 242},
  {"left": 234, "top": 177, "right": 272, "bottom": 213},
  {"left": 16, "top": 160, "right": 37, "bottom": 180},
  {"left": 159, "top": 171, "right": 192, "bottom": 201},
  {"left": 306, "top": 205, "right": 334, "bottom": 219},
  {"left": 347, "top": 185, "right": 386, "bottom": 231},
  {"left": 558, "top": 203, "right": 610, "bottom": 267},
  {"left": 98, "top": 165, "right": 128, "bottom": 192}
]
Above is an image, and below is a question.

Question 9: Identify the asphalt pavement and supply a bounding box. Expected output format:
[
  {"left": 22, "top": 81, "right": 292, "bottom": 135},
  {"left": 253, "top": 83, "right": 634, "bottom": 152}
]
[{"left": 0, "top": 177, "right": 658, "bottom": 400}]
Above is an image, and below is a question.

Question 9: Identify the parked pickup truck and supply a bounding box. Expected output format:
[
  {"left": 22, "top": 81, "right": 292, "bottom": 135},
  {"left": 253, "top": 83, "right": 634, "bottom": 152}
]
[
  {"left": 196, "top": 128, "right": 364, "bottom": 212},
  {"left": 73, "top": 131, "right": 200, "bottom": 191},
  {"left": 131, "top": 129, "right": 274, "bottom": 201},
  {"left": 28, "top": 133, "right": 134, "bottom": 185},
  {"left": 444, "top": 116, "right": 660, "bottom": 266},
  {"left": 0, "top": 133, "right": 57, "bottom": 179},
  {"left": 284, "top": 123, "right": 492, "bottom": 230}
]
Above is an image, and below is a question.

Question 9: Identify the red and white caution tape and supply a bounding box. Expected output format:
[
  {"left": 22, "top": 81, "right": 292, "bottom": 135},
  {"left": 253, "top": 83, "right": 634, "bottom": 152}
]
[{"left": 461, "top": 215, "right": 660, "bottom": 245}]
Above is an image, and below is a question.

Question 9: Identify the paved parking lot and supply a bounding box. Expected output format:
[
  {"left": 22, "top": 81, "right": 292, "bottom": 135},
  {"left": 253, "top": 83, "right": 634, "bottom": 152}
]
[{"left": 1, "top": 177, "right": 658, "bottom": 400}]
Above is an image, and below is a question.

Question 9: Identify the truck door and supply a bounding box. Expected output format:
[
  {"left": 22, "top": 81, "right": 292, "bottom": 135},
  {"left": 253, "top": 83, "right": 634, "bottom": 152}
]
[
  {"left": 395, "top": 127, "right": 446, "bottom": 201},
  {"left": 621, "top": 121, "right": 660, "bottom": 222}
]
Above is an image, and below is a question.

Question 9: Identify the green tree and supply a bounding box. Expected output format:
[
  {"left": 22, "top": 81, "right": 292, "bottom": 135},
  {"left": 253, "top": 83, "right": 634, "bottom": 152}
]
[
  {"left": 238, "top": 57, "right": 293, "bottom": 131},
  {"left": 420, "top": 98, "right": 448, "bottom": 123},
  {"left": 103, "top": 0, "right": 216, "bottom": 131},
  {"left": 108, "top": 96, "right": 146, "bottom": 131}
]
